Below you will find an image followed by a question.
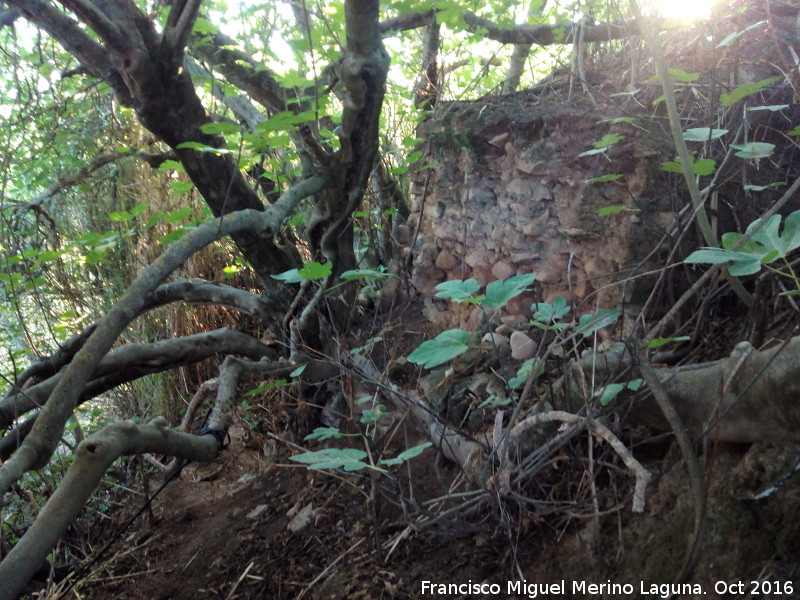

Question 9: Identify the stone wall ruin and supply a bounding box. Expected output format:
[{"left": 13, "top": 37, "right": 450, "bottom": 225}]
[{"left": 405, "top": 94, "right": 676, "bottom": 328}]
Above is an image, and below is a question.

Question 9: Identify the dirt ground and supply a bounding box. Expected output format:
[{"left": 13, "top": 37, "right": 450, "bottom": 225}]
[{"left": 34, "top": 413, "right": 800, "bottom": 600}]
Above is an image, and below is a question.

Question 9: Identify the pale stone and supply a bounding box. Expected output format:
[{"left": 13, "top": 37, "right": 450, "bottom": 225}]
[
  {"left": 435, "top": 249, "right": 458, "bottom": 270},
  {"left": 395, "top": 224, "right": 410, "bottom": 245},
  {"left": 510, "top": 331, "right": 537, "bottom": 360},
  {"left": 491, "top": 261, "right": 515, "bottom": 281},
  {"left": 482, "top": 332, "right": 510, "bottom": 346}
]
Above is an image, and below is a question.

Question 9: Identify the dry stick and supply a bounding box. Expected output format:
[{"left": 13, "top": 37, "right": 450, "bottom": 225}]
[
  {"left": 630, "top": 341, "right": 705, "bottom": 583},
  {"left": 628, "top": 0, "right": 752, "bottom": 307},
  {"left": 509, "top": 410, "right": 652, "bottom": 513}
]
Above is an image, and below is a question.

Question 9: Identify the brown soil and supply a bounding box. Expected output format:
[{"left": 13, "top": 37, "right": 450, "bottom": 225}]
[{"left": 43, "top": 423, "right": 800, "bottom": 600}]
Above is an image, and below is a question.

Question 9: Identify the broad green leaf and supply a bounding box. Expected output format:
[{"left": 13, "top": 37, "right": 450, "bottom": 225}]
[
  {"left": 407, "top": 150, "right": 424, "bottom": 164},
  {"left": 271, "top": 268, "right": 305, "bottom": 283},
  {"left": 298, "top": 261, "right": 332, "bottom": 281},
  {"left": 660, "top": 156, "right": 716, "bottom": 176},
  {"left": 532, "top": 295, "right": 570, "bottom": 323},
  {"left": 720, "top": 77, "right": 778, "bottom": 106},
  {"left": 788, "top": 125, "right": 800, "bottom": 136},
  {"left": 482, "top": 273, "right": 536, "bottom": 309},
  {"left": 163, "top": 206, "right": 192, "bottom": 223},
  {"left": 575, "top": 309, "right": 619, "bottom": 336},
  {"left": 108, "top": 211, "right": 132, "bottom": 222},
  {"left": 192, "top": 17, "right": 217, "bottom": 35},
  {"left": 683, "top": 128, "right": 728, "bottom": 142},
  {"left": 380, "top": 442, "right": 433, "bottom": 466},
  {"left": 200, "top": 121, "right": 241, "bottom": 135},
  {"left": 289, "top": 448, "right": 370, "bottom": 471},
  {"left": 407, "top": 328, "right": 470, "bottom": 369},
  {"left": 593, "top": 133, "right": 623, "bottom": 148},
  {"left": 599, "top": 379, "right": 643, "bottom": 406},
  {"left": 731, "top": 142, "right": 774, "bottom": 159},
  {"left": 157, "top": 159, "right": 184, "bottom": 172},
  {"left": 360, "top": 404, "right": 389, "bottom": 425},
  {"left": 169, "top": 181, "right": 195, "bottom": 195},
  {"left": 691, "top": 159, "right": 716, "bottom": 176},
  {"left": 290, "top": 364, "right": 307, "bottom": 377},
  {"left": 304, "top": 427, "right": 343, "bottom": 441},
  {"left": 434, "top": 279, "right": 480, "bottom": 302}
]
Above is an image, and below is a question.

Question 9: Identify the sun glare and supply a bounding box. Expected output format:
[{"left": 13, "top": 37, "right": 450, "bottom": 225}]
[{"left": 651, "top": 0, "right": 717, "bottom": 21}]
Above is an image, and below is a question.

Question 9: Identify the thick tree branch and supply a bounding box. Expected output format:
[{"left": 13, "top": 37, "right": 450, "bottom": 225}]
[
  {"left": 5, "top": 0, "right": 132, "bottom": 104},
  {"left": 0, "top": 328, "right": 275, "bottom": 431},
  {"left": 0, "top": 418, "right": 220, "bottom": 600},
  {"left": 191, "top": 30, "right": 288, "bottom": 115},
  {"left": 161, "top": 0, "right": 203, "bottom": 69},
  {"left": 0, "top": 174, "right": 329, "bottom": 496}
]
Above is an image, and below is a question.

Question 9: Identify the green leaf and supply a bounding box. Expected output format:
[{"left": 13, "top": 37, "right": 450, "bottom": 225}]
[
  {"left": 169, "top": 181, "right": 195, "bottom": 195},
  {"left": 482, "top": 273, "right": 537, "bottom": 309},
  {"left": 575, "top": 309, "right": 619, "bottom": 337},
  {"left": 175, "top": 141, "right": 230, "bottom": 155},
  {"left": 720, "top": 77, "right": 779, "bottom": 106},
  {"left": 380, "top": 442, "right": 433, "bottom": 466},
  {"left": 157, "top": 159, "right": 184, "bottom": 172},
  {"left": 532, "top": 295, "right": 570, "bottom": 323},
  {"left": 108, "top": 210, "right": 132, "bottom": 222},
  {"left": 244, "top": 379, "right": 288, "bottom": 395},
  {"left": 586, "top": 174, "right": 623, "bottom": 185},
  {"left": 192, "top": 17, "right": 217, "bottom": 35},
  {"left": 731, "top": 142, "right": 774, "bottom": 159},
  {"left": 407, "top": 329, "right": 470, "bottom": 369},
  {"left": 272, "top": 268, "right": 304, "bottom": 283},
  {"left": 788, "top": 125, "right": 800, "bottom": 136},
  {"left": 289, "top": 448, "right": 370, "bottom": 471},
  {"left": 660, "top": 156, "right": 716, "bottom": 176},
  {"left": 599, "top": 379, "right": 643, "bottom": 406},
  {"left": 647, "top": 336, "right": 691, "bottom": 349},
  {"left": 692, "top": 159, "right": 716, "bottom": 176},
  {"left": 683, "top": 128, "right": 728, "bottom": 142},
  {"left": 298, "top": 261, "right": 332, "bottom": 281},
  {"left": 200, "top": 121, "right": 241, "bottom": 135},
  {"left": 434, "top": 279, "right": 480, "bottom": 302},
  {"left": 744, "top": 181, "right": 786, "bottom": 192},
  {"left": 593, "top": 133, "right": 623, "bottom": 148},
  {"left": 290, "top": 365, "right": 307, "bottom": 377},
  {"left": 667, "top": 68, "right": 699, "bottom": 82},
  {"left": 597, "top": 205, "right": 627, "bottom": 217},
  {"left": 304, "top": 427, "right": 343, "bottom": 441},
  {"left": 163, "top": 206, "right": 192, "bottom": 223},
  {"left": 407, "top": 150, "right": 424, "bottom": 164},
  {"left": 716, "top": 20, "right": 766, "bottom": 47}
]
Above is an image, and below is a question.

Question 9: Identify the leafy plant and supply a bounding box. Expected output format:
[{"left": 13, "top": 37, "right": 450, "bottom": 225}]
[
  {"left": 684, "top": 210, "right": 800, "bottom": 277},
  {"left": 407, "top": 328, "right": 470, "bottom": 368}
]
